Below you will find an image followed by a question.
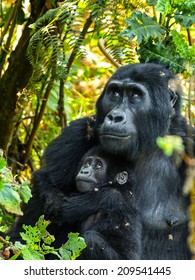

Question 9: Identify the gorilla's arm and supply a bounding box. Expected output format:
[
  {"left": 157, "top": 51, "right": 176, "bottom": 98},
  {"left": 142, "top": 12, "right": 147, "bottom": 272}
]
[
  {"left": 61, "top": 188, "right": 132, "bottom": 224},
  {"left": 33, "top": 116, "right": 97, "bottom": 193}
]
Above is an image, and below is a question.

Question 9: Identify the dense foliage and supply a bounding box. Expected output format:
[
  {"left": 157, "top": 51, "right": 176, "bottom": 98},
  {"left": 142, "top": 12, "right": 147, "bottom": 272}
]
[{"left": 1, "top": 0, "right": 194, "bottom": 170}]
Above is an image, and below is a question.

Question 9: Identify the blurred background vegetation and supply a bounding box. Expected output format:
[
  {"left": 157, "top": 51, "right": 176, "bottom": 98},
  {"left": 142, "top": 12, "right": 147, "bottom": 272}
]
[{"left": 0, "top": 0, "right": 195, "bottom": 258}]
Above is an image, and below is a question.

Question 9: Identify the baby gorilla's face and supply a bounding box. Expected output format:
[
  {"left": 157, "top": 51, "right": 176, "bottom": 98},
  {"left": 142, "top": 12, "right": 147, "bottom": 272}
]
[{"left": 76, "top": 156, "right": 107, "bottom": 193}]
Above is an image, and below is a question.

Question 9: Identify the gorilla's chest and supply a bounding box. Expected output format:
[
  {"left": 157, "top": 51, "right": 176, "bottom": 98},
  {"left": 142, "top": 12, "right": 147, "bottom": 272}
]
[{"left": 138, "top": 195, "right": 189, "bottom": 229}]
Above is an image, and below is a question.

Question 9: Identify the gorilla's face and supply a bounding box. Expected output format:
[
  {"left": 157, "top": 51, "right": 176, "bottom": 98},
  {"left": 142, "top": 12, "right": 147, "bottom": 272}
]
[
  {"left": 98, "top": 79, "right": 151, "bottom": 156},
  {"left": 76, "top": 155, "right": 107, "bottom": 193},
  {"left": 96, "top": 63, "right": 176, "bottom": 159}
]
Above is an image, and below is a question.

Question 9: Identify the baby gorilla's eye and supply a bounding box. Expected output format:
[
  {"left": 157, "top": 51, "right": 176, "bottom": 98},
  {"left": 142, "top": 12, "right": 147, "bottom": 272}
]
[
  {"left": 132, "top": 92, "right": 139, "bottom": 98},
  {"left": 94, "top": 160, "right": 103, "bottom": 171},
  {"left": 82, "top": 159, "right": 91, "bottom": 168}
]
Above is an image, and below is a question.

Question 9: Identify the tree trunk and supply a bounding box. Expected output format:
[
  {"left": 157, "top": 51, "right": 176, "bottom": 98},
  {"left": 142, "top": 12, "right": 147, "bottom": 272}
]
[{"left": 0, "top": 0, "right": 46, "bottom": 153}]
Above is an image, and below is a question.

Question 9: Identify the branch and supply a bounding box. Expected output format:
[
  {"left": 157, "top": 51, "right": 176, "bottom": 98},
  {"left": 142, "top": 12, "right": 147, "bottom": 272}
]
[
  {"left": 58, "top": 79, "right": 67, "bottom": 129},
  {"left": 98, "top": 38, "right": 121, "bottom": 68},
  {"left": 187, "top": 28, "right": 192, "bottom": 46}
]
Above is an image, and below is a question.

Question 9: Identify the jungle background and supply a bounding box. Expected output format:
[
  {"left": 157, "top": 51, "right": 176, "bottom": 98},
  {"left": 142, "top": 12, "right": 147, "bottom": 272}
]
[{"left": 0, "top": 0, "right": 195, "bottom": 259}]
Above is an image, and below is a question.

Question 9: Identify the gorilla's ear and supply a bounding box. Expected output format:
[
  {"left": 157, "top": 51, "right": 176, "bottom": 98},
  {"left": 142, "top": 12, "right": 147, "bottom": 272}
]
[{"left": 116, "top": 171, "right": 128, "bottom": 185}]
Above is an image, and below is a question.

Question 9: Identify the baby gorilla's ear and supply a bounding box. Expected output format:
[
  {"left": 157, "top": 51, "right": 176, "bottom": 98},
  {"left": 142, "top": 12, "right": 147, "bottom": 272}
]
[{"left": 116, "top": 171, "right": 128, "bottom": 185}]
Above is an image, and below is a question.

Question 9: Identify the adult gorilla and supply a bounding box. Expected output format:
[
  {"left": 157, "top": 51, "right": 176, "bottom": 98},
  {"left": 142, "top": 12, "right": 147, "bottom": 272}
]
[{"left": 9, "top": 63, "right": 194, "bottom": 259}]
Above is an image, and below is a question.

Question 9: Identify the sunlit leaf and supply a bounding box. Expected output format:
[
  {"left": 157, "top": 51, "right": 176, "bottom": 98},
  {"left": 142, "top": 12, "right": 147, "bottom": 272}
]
[
  {"left": 0, "top": 185, "right": 22, "bottom": 215},
  {"left": 122, "top": 11, "right": 165, "bottom": 44}
]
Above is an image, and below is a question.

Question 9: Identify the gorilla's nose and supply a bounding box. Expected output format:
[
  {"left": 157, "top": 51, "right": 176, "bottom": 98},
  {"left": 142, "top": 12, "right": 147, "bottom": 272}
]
[{"left": 105, "top": 110, "right": 126, "bottom": 125}]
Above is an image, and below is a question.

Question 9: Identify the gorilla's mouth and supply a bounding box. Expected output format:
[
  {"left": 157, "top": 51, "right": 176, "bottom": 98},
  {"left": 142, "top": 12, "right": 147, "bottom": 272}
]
[
  {"left": 100, "top": 134, "right": 132, "bottom": 140},
  {"left": 76, "top": 180, "right": 96, "bottom": 193},
  {"left": 76, "top": 179, "right": 95, "bottom": 184}
]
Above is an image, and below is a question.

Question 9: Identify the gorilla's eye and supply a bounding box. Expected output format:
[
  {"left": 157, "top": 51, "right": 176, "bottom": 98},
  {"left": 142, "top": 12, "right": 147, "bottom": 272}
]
[
  {"left": 132, "top": 92, "right": 139, "bottom": 98},
  {"left": 130, "top": 91, "right": 142, "bottom": 102},
  {"left": 109, "top": 89, "right": 120, "bottom": 102},
  {"left": 113, "top": 91, "right": 120, "bottom": 98},
  {"left": 94, "top": 160, "right": 103, "bottom": 171},
  {"left": 83, "top": 159, "right": 91, "bottom": 168},
  {"left": 106, "top": 84, "right": 121, "bottom": 101}
]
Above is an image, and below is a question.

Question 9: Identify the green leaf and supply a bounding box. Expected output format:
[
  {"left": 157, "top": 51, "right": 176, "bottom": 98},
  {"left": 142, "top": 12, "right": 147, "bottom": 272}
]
[
  {"left": 43, "top": 234, "right": 55, "bottom": 245},
  {"left": 171, "top": 30, "right": 189, "bottom": 58},
  {"left": 156, "top": 135, "right": 184, "bottom": 156},
  {"left": 0, "top": 180, "right": 4, "bottom": 191},
  {"left": 156, "top": 0, "right": 173, "bottom": 16},
  {"left": 20, "top": 225, "right": 41, "bottom": 245},
  {"left": 59, "top": 246, "right": 72, "bottom": 260},
  {"left": 0, "top": 158, "right": 6, "bottom": 169},
  {"left": 138, "top": 41, "right": 185, "bottom": 73},
  {"left": 0, "top": 225, "right": 8, "bottom": 233},
  {"left": 20, "top": 215, "right": 55, "bottom": 250},
  {"left": 0, "top": 185, "right": 22, "bottom": 215},
  {"left": 122, "top": 12, "right": 165, "bottom": 44},
  {"left": 17, "top": 181, "right": 32, "bottom": 203},
  {"left": 175, "top": 10, "right": 195, "bottom": 28},
  {"left": 36, "top": 215, "right": 51, "bottom": 239},
  {"left": 63, "top": 232, "right": 86, "bottom": 260},
  {"left": 176, "top": 0, "right": 195, "bottom": 12},
  {"left": 41, "top": 243, "right": 55, "bottom": 253},
  {"left": 147, "top": 0, "right": 158, "bottom": 5},
  {"left": 21, "top": 247, "right": 45, "bottom": 260}
]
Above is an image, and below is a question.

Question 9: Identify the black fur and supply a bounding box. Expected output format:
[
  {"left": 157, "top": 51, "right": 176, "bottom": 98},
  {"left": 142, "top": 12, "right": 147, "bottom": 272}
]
[
  {"left": 74, "top": 146, "right": 141, "bottom": 260},
  {"left": 7, "top": 63, "right": 194, "bottom": 259}
]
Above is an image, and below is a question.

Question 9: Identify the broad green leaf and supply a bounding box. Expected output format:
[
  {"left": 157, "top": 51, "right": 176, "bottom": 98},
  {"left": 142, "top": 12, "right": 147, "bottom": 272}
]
[
  {"left": 16, "top": 181, "right": 32, "bottom": 203},
  {"left": 0, "top": 185, "right": 22, "bottom": 215},
  {"left": 36, "top": 215, "right": 52, "bottom": 240},
  {"left": 175, "top": 11, "right": 195, "bottom": 28},
  {"left": 59, "top": 246, "right": 72, "bottom": 260},
  {"left": 21, "top": 247, "right": 45, "bottom": 260},
  {"left": 138, "top": 42, "right": 185, "bottom": 73},
  {"left": 20, "top": 225, "right": 41, "bottom": 245},
  {"left": 156, "top": 0, "right": 173, "bottom": 16},
  {"left": 171, "top": 30, "right": 189, "bottom": 58},
  {"left": 122, "top": 12, "right": 165, "bottom": 44},
  {"left": 64, "top": 232, "right": 86, "bottom": 260},
  {"left": 21, "top": 215, "right": 54, "bottom": 246},
  {"left": 176, "top": 0, "right": 195, "bottom": 11}
]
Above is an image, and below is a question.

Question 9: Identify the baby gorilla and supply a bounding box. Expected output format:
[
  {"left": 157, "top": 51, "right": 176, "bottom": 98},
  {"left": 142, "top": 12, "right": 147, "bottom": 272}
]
[
  {"left": 74, "top": 146, "right": 141, "bottom": 260},
  {"left": 76, "top": 152, "right": 128, "bottom": 192}
]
